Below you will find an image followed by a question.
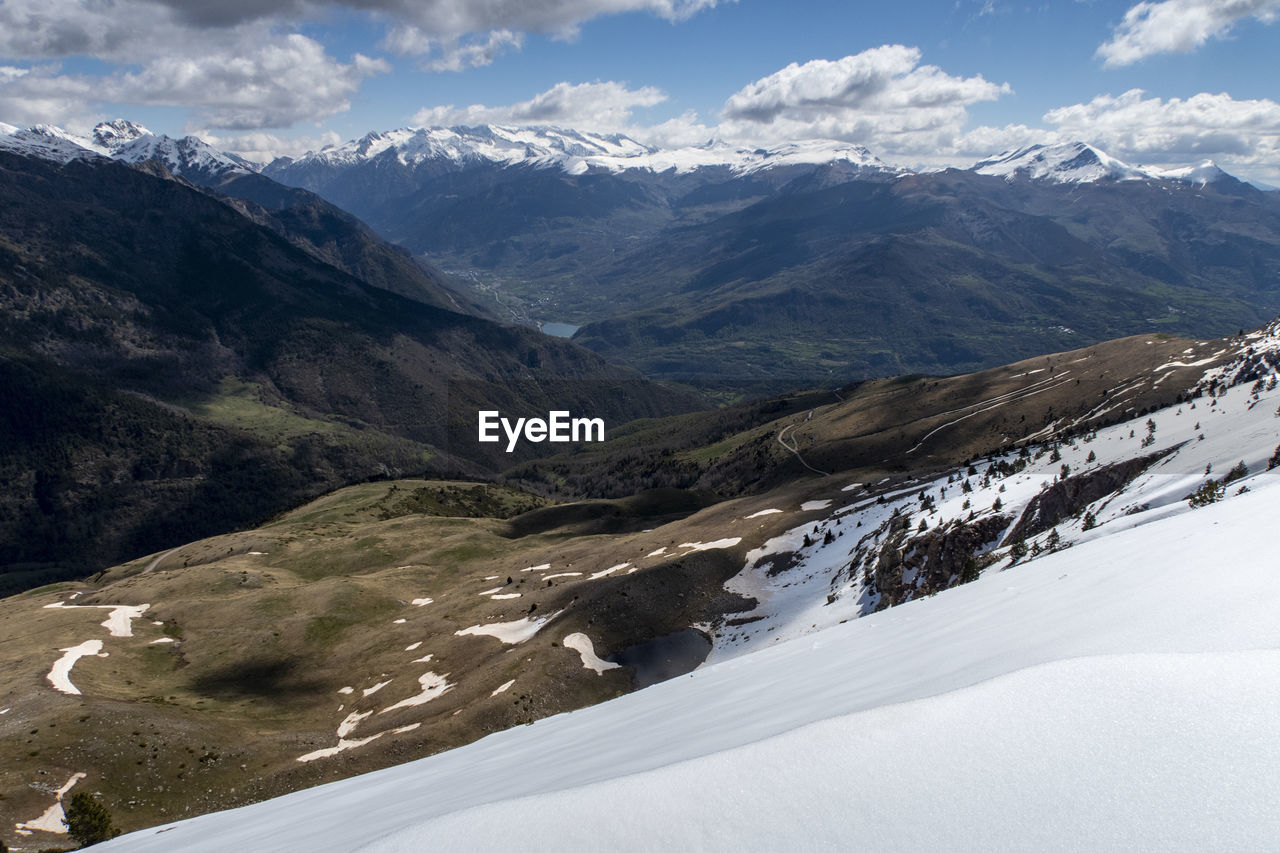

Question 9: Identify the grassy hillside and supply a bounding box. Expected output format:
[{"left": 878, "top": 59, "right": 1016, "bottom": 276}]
[{"left": 0, "top": 152, "right": 698, "bottom": 592}]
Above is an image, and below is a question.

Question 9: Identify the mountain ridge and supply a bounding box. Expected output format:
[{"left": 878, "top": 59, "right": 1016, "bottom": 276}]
[{"left": 0, "top": 118, "right": 1255, "bottom": 187}]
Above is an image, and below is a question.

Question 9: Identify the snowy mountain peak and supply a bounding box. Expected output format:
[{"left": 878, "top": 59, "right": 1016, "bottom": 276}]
[
  {"left": 1150, "top": 159, "right": 1229, "bottom": 186},
  {"left": 92, "top": 119, "right": 153, "bottom": 151},
  {"left": 972, "top": 141, "right": 1156, "bottom": 183},
  {"left": 110, "top": 132, "right": 254, "bottom": 181}
]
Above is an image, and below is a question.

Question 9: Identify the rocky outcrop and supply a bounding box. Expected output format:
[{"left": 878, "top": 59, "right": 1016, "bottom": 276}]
[
  {"left": 1006, "top": 450, "right": 1171, "bottom": 542},
  {"left": 854, "top": 513, "right": 1011, "bottom": 611}
]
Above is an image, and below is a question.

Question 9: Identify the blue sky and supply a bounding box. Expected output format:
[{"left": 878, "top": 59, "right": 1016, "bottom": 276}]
[{"left": 1, "top": 0, "right": 1278, "bottom": 181}]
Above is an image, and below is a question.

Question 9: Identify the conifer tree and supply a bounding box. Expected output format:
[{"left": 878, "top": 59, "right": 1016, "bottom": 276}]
[{"left": 66, "top": 791, "right": 121, "bottom": 846}]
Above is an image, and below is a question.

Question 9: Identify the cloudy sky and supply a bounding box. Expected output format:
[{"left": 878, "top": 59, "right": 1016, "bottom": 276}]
[{"left": 1, "top": 0, "right": 1278, "bottom": 181}]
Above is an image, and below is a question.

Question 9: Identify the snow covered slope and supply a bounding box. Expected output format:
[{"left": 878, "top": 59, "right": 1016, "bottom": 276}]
[
  {"left": 275, "top": 124, "right": 898, "bottom": 177},
  {"left": 710, "top": 322, "right": 1280, "bottom": 660},
  {"left": 0, "top": 124, "right": 105, "bottom": 163},
  {"left": 100, "top": 477, "right": 1280, "bottom": 852},
  {"left": 972, "top": 141, "right": 1158, "bottom": 183},
  {"left": 100, "top": 324, "right": 1280, "bottom": 852},
  {"left": 1150, "top": 159, "right": 1230, "bottom": 186}
]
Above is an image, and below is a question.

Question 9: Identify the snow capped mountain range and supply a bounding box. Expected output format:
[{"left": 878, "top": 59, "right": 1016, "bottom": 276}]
[
  {"left": 0, "top": 119, "right": 253, "bottom": 182},
  {"left": 276, "top": 124, "right": 898, "bottom": 177},
  {"left": 0, "top": 118, "right": 1244, "bottom": 186}
]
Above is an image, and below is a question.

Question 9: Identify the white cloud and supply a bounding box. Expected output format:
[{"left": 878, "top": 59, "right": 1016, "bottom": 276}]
[
  {"left": 115, "top": 35, "right": 389, "bottom": 129},
  {"left": 0, "top": 64, "right": 99, "bottom": 128},
  {"left": 420, "top": 30, "right": 525, "bottom": 72},
  {"left": 0, "top": 22, "right": 387, "bottom": 130},
  {"left": 0, "top": 0, "right": 727, "bottom": 59},
  {"left": 369, "top": 0, "right": 724, "bottom": 47},
  {"left": 1043, "top": 89, "right": 1280, "bottom": 166},
  {"left": 194, "top": 128, "right": 345, "bottom": 163},
  {"left": 717, "top": 45, "right": 1010, "bottom": 155},
  {"left": 1097, "top": 0, "right": 1280, "bottom": 67},
  {"left": 412, "top": 81, "right": 668, "bottom": 131},
  {"left": 0, "top": 0, "right": 725, "bottom": 130}
]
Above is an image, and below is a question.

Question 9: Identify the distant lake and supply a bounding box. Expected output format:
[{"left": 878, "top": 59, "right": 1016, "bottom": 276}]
[{"left": 540, "top": 322, "right": 580, "bottom": 338}]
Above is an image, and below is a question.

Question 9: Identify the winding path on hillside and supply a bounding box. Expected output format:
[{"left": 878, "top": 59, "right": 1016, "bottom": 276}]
[{"left": 777, "top": 413, "right": 830, "bottom": 476}]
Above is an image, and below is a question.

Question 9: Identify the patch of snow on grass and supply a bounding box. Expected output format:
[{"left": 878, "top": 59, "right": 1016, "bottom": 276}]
[
  {"left": 478, "top": 587, "right": 504, "bottom": 596},
  {"left": 47, "top": 640, "right": 108, "bottom": 695},
  {"left": 405, "top": 642, "right": 421, "bottom": 651},
  {"left": 589, "top": 563, "right": 629, "bottom": 579},
  {"left": 800, "top": 500, "right": 832, "bottom": 511},
  {"left": 490, "top": 593, "right": 522, "bottom": 600},
  {"left": 745, "top": 509, "right": 782, "bottom": 518},
  {"left": 43, "top": 601, "right": 150, "bottom": 637},
  {"left": 521, "top": 563, "right": 551, "bottom": 572},
  {"left": 491, "top": 679, "right": 515, "bottom": 696},
  {"left": 363, "top": 680, "right": 392, "bottom": 697},
  {"left": 380, "top": 672, "right": 454, "bottom": 713},
  {"left": 337, "top": 686, "right": 354, "bottom": 695},
  {"left": 297, "top": 733, "right": 381, "bottom": 763},
  {"left": 337, "top": 710, "right": 372, "bottom": 738},
  {"left": 543, "top": 572, "right": 582, "bottom": 580},
  {"left": 411, "top": 598, "right": 433, "bottom": 606},
  {"left": 564, "top": 633, "right": 620, "bottom": 675},
  {"left": 455, "top": 610, "right": 564, "bottom": 644},
  {"left": 15, "top": 771, "right": 85, "bottom": 834},
  {"left": 646, "top": 547, "right": 667, "bottom": 557},
  {"left": 392, "top": 619, "right": 407, "bottom": 624},
  {"left": 412, "top": 654, "right": 434, "bottom": 663},
  {"left": 149, "top": 637, "right": 175, "bottom": 644},
  {"left": 679, "top": 538, "right": 742, "bottom": 552}
]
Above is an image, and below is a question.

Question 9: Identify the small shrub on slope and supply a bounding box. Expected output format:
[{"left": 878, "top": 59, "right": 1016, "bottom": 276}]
[
  {"left": 1223, "top": 461, "right": 1248, "bottom": 485},
  {"left": 1187, "top": 479, "right": 1226, "bottom": 508},
  {"left": 65, "top": 791, "right": 121, "bottom": 846}
]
